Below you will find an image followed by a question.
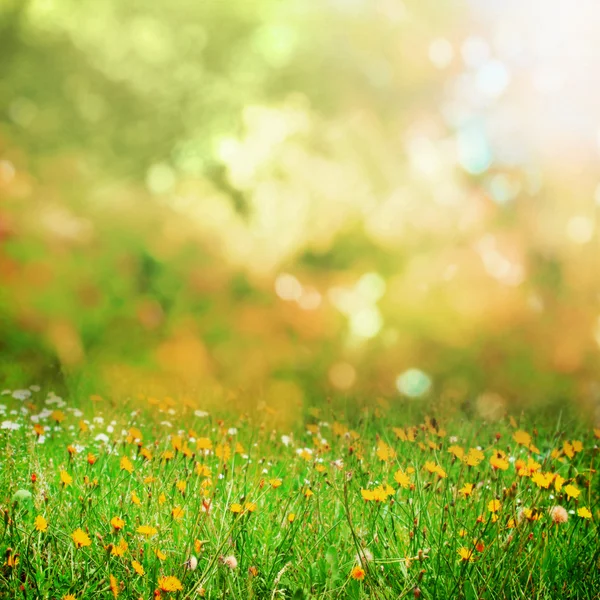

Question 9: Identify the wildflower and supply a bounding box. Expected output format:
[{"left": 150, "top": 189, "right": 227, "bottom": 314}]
[
  {"left": 221, "top": 555, "right": 238, "bottom": 569},
  {"left": 448, "top": 445, "right": 465, "bottom": 460},
  {"left": 464, "top": 448, "right": 484, "bottom": 467},
  {"left": 490, "top": 455, "right": 509, "bottom": 471},
  {"left": 230, "top": 503, "right": 243, "bottom": 514},
  {"left": 184, "top": 555, "right": 198, "bottom": 571},
  {"left": 176, "top": 480, "right": 186, "bottom": 494},
  {"left": 62, "top": 595, "right": 76, "bottom": 600},
  {"left": 111, "top": 539, "right": 128, "bottom": 556},
  {"left": 34, "top": 424, "right": 45, "bottom": 436},
  {"left": 288, "top": 513, "right": 296, "bottom": 523},
  {"left": 172, "top": 506, "right": 184, "bottom": 520},
  {"left": 513, "top": 430, "right": 531, "bottom": 447},
  {"left": 132, "top": 560, "right": 145, "bottom": 576},
  {"left": 111, "top": 517, "right": 125, "bottom": 531},
  {"left": 488, "top": 499, "right": 502, "bottom": 513},
  {"left": 109, "top": 574, "right": 119, "bottom": 598},
  {"left": 72, "top": 528, "right": 92, "bottom": 548},
  {"left": 34, "top": 515, "right": 48, "bottom": 532},
  {"left": 457, "top": 547, "right": 475, "bottom": 562},
  {"left": 269, "top": 478, "right": 282, "bottom": 488},
  {"left": 155, "top": 549, "right": 167, "bottom": 561},
  {"left": 87, "top": 453, "right": 97, "bottom": 465},
  {"left": 158, "top": 576, "right": 183, "bottom": 592},
  {"left": 60, "top": 470, "right": 73, "bottom": 486},
  {"left": 245, "top": 502, "right": 257, "bottom": 513},
  {"left": 564, "top": 484, "right": 580, "bottom": 500},
  {"left": 350, "top": 565, "right": 366, "bottom": 580},
  {"left": 549, "top": 505, "right": 568, "bottom": 524},
  {"left": 577, "top": 507, "right": 592, "bottom": 520},
  {"left": 137, "top": 525, "right": 158, "bottom": 536},
  {"left": 459, "top": 483, "right": 474, "bottom": 498},
  {"left": 120, "top": 457, "right": 134, "bottom": 473},
  {"left": 531, "top": 472, "right": 553, "bottom": 489},
  {"left": 131, "top": 491, "right": 141, "bottom": 505},
  {"left": 67, "top": 444, "right": 78, "bottom": 456},
  {"left": 394, "top": 469, "right": 411, "bottom": 489}
]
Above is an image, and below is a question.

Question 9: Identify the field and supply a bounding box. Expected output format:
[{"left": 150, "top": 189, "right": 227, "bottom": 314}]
[{"left": 1, "top": 387, "right": 599, "bottom": 599}]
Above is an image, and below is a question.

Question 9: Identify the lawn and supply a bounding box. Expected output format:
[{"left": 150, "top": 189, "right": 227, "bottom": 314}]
[{"left": 1, "top": 386, "right": 598, "bottom": 599}]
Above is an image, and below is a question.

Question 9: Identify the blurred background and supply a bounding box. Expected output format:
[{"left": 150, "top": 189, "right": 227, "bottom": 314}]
[{"left": 1, "top": 0, "right": 600, "bottom": 416}]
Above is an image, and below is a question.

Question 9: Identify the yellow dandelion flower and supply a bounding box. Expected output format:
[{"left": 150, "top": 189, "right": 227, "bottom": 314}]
[
  {"left": 158, "top": 576, "right": 183, "bottom": 592},
  {"left": 394, "top": 469, "right": 411, "bottom": 489},
  {"left": 269, "top": 478, "right": 282, "bottom": 488},
  {"left": 245, "top": 502, "right": 257, "bottom": 513},
  {"left": 136, "top": 525, "right": 158, "bottom": 536},
  {"left": 459, "top": 483, "right": 474, "bottom": 498},
  {"left": 488, "top": 499, "right": 502, "bottom": 513},
  {"left": 111, "top": 516, "right": 124, "bottom": 531},
  {"left": 564, "top": 484, "right": 580, "bottom": 500},
  {"left": 109, "top": 574, "right": 119, "bottom": 598},
  {"left": 457, "top": 547, "right": 475, "bottom": 562},
  {"left": 60, "top": 470, "right": 73, "bottom": 486},
  {"left": 132, "top": 560, "right": 145, "bottom": 576},
  {"left": 120, "top": 457, "right": 134, "bottom": 473},
  {"left": 288, "top": 513, "right": 296, "bottom": 523},
  {"left": 111, "top": 539, "right": 128, "bottom": 556},
  {"left": 176, "top": 480, "right": 186, "bottom": 493},
  {"left": 577, "top": 507, "right": 592, "bottom": 520},
  {"left": 230, "top": 503, "right": 243, "bottom": 514},
  {"left": 62, "top": 595, "right": 76, "bottom": 600},
  {"left": 34, "top": 515, "right": 48, "bottom": 532},
  {"left": 155, "top": 548, "right": 167, "bottom": 561},
  {"left": 131, "top": 491, "right": 141, "bottom": 505},
  {"left": 71, "top": 528, "right": 92, "bottom": 548},
  {"left": 172, "top": 506, "right": 184, "bottom": 520},
  {"left": 513, "top": 430, "right": 531, "bottom": 447}
]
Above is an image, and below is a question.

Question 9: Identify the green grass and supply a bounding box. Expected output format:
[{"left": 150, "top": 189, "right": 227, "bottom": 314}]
[{"left": 1, "top": 386, "right": 599, "bottom": 599}]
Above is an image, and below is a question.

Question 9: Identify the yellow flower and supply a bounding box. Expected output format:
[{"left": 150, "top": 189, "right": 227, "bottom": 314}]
[
  {"left": 136, "top": 525, "right": 158, "bottom": 536},
  {"left": 577, "top": 507, "right": 592, "bottom": 520},
  {"left": 71, "top": 528, "right": 92, "bottom": 548},
  {"left": 457, "top": 547, "right": 475, "bottom": 562},
  {"left": 132, "top": 560, "right": 145, "bottom": 576},
  {"left": 394, "top": 469, "right": 411, "bottom": 489},
  {"left": 564, "top": 484, "right": 580, "bottom": 500},
  {"left": 172, "top": 506, "right": 184, "bottom": 520},
  {"left": 60, "top": 470, "right": 73, "bottom": 486},
  {"left": 109, "top": 574, "right": 119, "bottom": 598},
  {"left": 269, "top": 478, "right": 282, "bottom": 488},
  {"left": 448, "top": 445, "right": 465, "bottom": 460},
  {"left": 111, "top": 538, "right": 128, "bottom": 556},
  {"left": 488, "top": 499, "right": 502, "bottom": 513},
  {"left": 245, "top": 502, "right": 257, "bottom": 513},
  {"left": 464, "top": 448, "right": 484, "bottom": 467},
  {"left": 111, "top": 516, "right": 125, "bottom": 531},
  {"left": 62, "top": 595, "right": 76, "bottom": 600},
  {"left": 490, "top": 455, "right": 509, "bottom": 471},
  {"left": 230, "top": 503, "right": 243, "bottom": 514},
  {"left": 131, "top": 491, "right": 141, "bottom": 505},
  {"left": 513, "top": 430, "right": 531, "bottom": 446},
  {"left": 196, "top": 437, "right": 213, "bottom": 450},
  {"left": 350, "top": 565, "right": 366, "bottom": 580},
  {"left": 176, "top": 480, "right": 186, "bottom": 494},
  {"left": 34, "top": 515, "right": 48, "bottom": 532},
  {"left": 288, "top": 513, "right": 296, "bottom": 523},
  {"left": 158, "top": 576, "right": 183, "bottom": 592},
  {"left": 120, "top": 457, "right": 134, "bottom": 473},
  {"left": 459, "top": 483, "right": 474, "bottom": 498},
  {"left": 155, "top": 548, "right": 167, "bottom": 561}
]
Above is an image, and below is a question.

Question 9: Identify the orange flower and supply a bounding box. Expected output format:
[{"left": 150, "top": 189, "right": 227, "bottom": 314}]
[
  {"left": 350, "top": 565, "right": 366, "bottom": 580},
  {"left": 111, "top": 516, "right": 125, "bottom": 531}
]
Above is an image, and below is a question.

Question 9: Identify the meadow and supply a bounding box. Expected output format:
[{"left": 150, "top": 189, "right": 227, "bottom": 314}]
[{"left": 1, "top": 386, "right": 598, "bottom": 599}]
